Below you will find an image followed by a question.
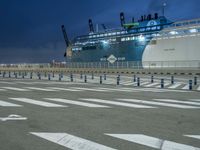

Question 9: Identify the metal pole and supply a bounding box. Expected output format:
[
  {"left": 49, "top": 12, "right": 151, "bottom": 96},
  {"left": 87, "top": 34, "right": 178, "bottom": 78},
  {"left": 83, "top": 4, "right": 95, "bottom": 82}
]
[
  {"left": 189, "top": 80, "right": 192, "bottom": 90},
  {"left": 161, "top": 79, "right": 164, "bottom": 88},
  {"left": 171, "top": 76, "right": 174, "bottom": 84}
]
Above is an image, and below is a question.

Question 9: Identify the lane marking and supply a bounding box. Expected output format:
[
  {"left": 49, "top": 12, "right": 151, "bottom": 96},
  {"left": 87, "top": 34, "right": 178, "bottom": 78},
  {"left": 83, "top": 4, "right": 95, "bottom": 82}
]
[
  {"left": 80, "top": 98, "right": 156, "bottom": 108},
  {"left": 184, "top": 135, "right": 200, "bottom": 140},
  {"left": 168, "top": 83, "right": 182, "bottom": 89},
  {"left": 2, "top": 87, "right": 30, "bottom": 91},
  {"left": 0, "top": 114, "right": 27, "bottom": 121},
  {"left": 117, "top": 99, "right": 200, "bottom": 109},
  {"left": 0, "top": 81, "right": 16, "bottom": 84},
  {"left": 47, "top": 87, "right": 83, "bottom": 92},
  {"left": 144, "top": 83, "right": 159, "bottom": 87},
  {"left": 0, "top": 89, "right": 6, "bottom": 91},
  {"left": 24, "top": 87, "right": 58, "bottom": 91},
  {"left": 0, "top": 100, "right": 22, "bottom": 107},
  {"left": 197, "top": 85, "right": 200, "bottom": 91},
  {"left": 71, "top": 87, "right": 108, "bottom": 92},
  {"left": 189, "top": 99, "right": 200, "bottom": 102},
  {"left": 9, "top": 98, "right": 66, "bottom": 107},
  {"left": 97, "top": 88, "right": 140, "bottom": 92},
  {"left": 155, "top": 83, "right": 171, "bottom": 88},
  {"left": 30, "top": 132, "right": 116, "bottom": 150},
  {"left": 154, "top": 99, "right": 200, "bottom": 106},
  {"left": 44, "top": 98, "right": 110, "bottom": 108},
  {"left": 105, "top": 134, "right": 200, "bottom": 150},
  {"left": 182, "top": 84, "right": 189, "bottom": 90}
]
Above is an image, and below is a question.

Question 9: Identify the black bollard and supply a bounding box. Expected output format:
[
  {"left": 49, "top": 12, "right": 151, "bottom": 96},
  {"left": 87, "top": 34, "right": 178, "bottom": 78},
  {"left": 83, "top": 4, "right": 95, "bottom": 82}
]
[
  {"left": 70, "top": 73, "right": 73, "bottom": 82},
  {"left": 189, "top": 80, "right": 192, "bottom": 90},
  {"left": 30, "top": 72, "right": 33, "bottom": 79},
  {"left": 118, "top": 74, "right": 121, "bottom": 81},
  {"left": 171, "top": 76, "right": 174, "bottom": 84},
  {"left": 100, "top": 75, "right": 102, "bottom": 84},
  {"left": 84, "top": 75, "right": 87, "bottom": 83},
  {"left": 80, "top": 73, "right": 83, "bottom": 79},
  {"left": 137, "top": 77, "right": 140, "bottom": 86},
  {"left": 161, "top": 79, "right": 164, "bottom": 88},
  {"left": 48, "top": 74, "right": 51, "bottom": 80},
  {"left": 9, "top": 72, "right": 11, "bottom": 78},
  {"left": 151, "top": 75, "right": 154, "bottom": 83},
  {"left": 117, "top": 76, "right": 120, "bottom": 85},
  {"left": 52, "top": 72, "right": 55, "bottom": 78},
  {"left": 194, "top": 77, "right": 197, "bottom": 85},
  {"left": 91, "top": 73, "right": 94, "bottom": 80},
  {"left": 104, "top": 74, "right": 106, "bottom": 80},
  {"left": 133, "top": 75, "right": 136, "bottom": 82}
]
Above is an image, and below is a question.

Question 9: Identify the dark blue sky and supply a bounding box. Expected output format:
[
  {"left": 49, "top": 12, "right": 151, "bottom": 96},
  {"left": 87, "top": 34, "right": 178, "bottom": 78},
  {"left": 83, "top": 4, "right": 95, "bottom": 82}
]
[{"left": 0, "top": 0, "right": 199, "bottom": 63}]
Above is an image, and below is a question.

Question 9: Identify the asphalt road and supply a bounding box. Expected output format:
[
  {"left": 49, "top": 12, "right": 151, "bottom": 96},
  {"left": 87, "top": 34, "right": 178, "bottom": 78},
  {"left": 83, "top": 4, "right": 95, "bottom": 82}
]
[{"left": 0, "top": 78, "right": 200, "bottom": 150}]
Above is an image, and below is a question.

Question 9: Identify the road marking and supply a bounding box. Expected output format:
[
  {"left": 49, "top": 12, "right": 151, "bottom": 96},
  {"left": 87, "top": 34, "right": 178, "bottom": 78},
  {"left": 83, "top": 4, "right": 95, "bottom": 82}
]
[
  {"left": 2, "top": 87, "right": 30, "bottom": 91},
  {"left": 189, "top": 99, "right": 200, "bottom": 102},
  {"left": 182, "top": 84, "right": 189, "bottom": 90},
  {"left": 154, "top": 99, "right": 200, "bottom": 106},
  {"left": 105, "top": 134, "right": 200, "bottom": 150},
  {"left": 80, "top": 98, "right": 156, "bottom": 108},
  {"left": 155, "top": 83, "right": 171, "bottom": 88},
  {"left": 117, "top": 99, "right": 200, "bottom": 109},
  {"left": 144, "top": 83, "right": 159, "bottom": 87},
  {"left": 71, "top": 87, "right": 108, "bottom": 92},
  {"left": 0, "top": 81, "right": 16, "bottom": 84},
  {"left": 24, "top": 87, "right": 58, "bottom": 91},
  {"left": 184, "top": 135, "right": 200, "bottom": 140},
  {"left": 44, "top": 98, "right": 110, "bottom": 108},
  {"left": 0, "top": 89, "right": 6, "bottom": 91},
  {"left": 0, "top": 100, "right": 22, "bottom": 107},
  {"left": 0, "top": 114, "right": 27, "bottom": 121},
  {"left": 30, "top": 132, "right": 116, "bottom": 150},
  {"left": 168, "top": 83, "right": 182, "bottom": 89},
  {"left": 197, "top": 85, "right": 200, "bottom": 91},
  {"left": 9, "top": 98, "right": 66, "bottom": 107},
  {"left": 140, "top": 82, "right": 150, "bottom": 86},
  {"left": 47, "top": 87, "right": 83, "bottom": 91},
  {"left": 97, "top": 87, "right": 140, "bottom": 92}
]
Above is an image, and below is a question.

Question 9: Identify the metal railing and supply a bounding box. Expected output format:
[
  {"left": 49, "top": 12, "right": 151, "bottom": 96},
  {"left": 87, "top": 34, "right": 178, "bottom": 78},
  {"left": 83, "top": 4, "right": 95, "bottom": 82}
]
[{"left": 0, "top": 60, "right": 200, "bottom": 70}]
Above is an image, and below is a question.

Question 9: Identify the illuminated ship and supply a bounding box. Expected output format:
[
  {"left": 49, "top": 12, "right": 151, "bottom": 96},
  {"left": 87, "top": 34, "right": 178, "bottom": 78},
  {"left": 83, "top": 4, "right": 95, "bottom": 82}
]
[{"left": 61, "top": 12, "right": 200, "bottom": 68}]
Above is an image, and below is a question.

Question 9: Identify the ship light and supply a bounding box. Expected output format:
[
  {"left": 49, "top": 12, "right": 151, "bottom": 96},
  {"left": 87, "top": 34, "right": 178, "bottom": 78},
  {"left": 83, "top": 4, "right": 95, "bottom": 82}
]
[
  {"left": 189, "top": 28, "right": 197, "bottom": 33},
  {"left": 138, "top": 35, "right": 145, "bottom": 41},
  {"left": 169, "top": 31, "right": 178, "bottom": 35},
  {"left": 102, "top": 40, "right": 109, "bottom": 45}
]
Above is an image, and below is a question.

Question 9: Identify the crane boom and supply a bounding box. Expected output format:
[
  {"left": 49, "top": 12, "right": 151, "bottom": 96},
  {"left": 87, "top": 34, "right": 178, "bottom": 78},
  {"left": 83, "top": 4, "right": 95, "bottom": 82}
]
[{"left": 61, "top": 25, "right": 69, "bottom": 47}]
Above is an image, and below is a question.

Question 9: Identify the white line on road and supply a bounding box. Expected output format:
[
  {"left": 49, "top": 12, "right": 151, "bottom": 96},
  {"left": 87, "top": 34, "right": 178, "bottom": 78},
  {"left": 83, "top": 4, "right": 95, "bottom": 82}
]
[
  {"left": 44, "top": 98, "right": 110, "bottom": 108},
  {"left": 197, "top": 85, "right": 200, "bottom": 91},
  {"left": 30, "top": 132, "right": 117, "bottom": 150},
  {"left": 168, "top": 83, "right": 182, "bottom": 89},
  {"left": 9, "top": 98, "right": 66, "bottom": 107},
  {"left": 0, "top": 114, "right": 27, "bottom": 121},
  {"left": 2, "top": 87, "right": 30, "bottom": 91},
  {"left": 80, "top": 98, "right": 156, "bottom": 108},
  {"left": 154, "top": 99, "right": 200, "bottom": 106},
  {"left": 0, "top": 100, "right": 22, "bottom": 107},
  {"left": 105, "top": 134, "right": 200, "bottom": 150},
  {"left": 24, "top": 87, "right": 58, "bottom": 91},
  {"left": 47, "top": 87, "right": 83, "bottom": 91},
  {"left": 182, "top": 84, "right": 189, "bottom": 90},
  {"left": 184, "top": 135, "right": 200, "bottom": 140},
  {"left": 71, "top": 87, "right": 109, "bottom": 92},
  {"left": 117, "top": 99, "right": 200, "bottom": 109},
  {"left": 144, "top": 83, "right": 159, "bottom": 87}
]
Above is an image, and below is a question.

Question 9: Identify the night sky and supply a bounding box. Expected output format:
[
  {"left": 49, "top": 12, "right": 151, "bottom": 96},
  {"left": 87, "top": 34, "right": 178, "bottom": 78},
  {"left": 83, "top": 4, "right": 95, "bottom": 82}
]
[{"left": 0, "top": 0, "right": 199, "bottom": 63}]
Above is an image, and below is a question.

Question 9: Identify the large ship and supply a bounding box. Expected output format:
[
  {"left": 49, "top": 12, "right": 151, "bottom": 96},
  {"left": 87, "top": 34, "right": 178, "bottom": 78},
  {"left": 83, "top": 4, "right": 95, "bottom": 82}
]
[{"left": 61, "top": 12, "right": 200, "bottom": 68}]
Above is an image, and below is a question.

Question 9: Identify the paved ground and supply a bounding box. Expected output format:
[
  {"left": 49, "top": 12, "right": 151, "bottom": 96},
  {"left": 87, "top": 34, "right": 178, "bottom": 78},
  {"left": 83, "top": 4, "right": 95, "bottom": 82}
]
[{"left": 0, "top": 78, "right": 200, "bottom": 150}]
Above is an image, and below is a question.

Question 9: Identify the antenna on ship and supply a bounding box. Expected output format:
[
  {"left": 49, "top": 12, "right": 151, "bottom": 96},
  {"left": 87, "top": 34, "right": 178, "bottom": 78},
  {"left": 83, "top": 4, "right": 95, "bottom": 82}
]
[
  {"left": 88, "top": 19, "right": 94, "bottom": 33},
  {"left": 162, "top": 2, "right": 167, "bottom": 16}
]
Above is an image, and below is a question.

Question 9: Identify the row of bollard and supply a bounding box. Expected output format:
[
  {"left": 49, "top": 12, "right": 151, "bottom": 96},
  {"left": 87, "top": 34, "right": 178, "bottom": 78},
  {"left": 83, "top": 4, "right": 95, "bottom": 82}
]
[{"left": 0, "top": 71, "right": 199, "bottom": 90}]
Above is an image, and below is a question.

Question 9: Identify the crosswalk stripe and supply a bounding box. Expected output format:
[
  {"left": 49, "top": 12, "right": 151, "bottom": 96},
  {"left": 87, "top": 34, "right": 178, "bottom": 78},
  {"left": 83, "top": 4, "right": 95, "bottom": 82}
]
[
  {"left": 97, "top": 88, "right": 140, "bottom": 92},
  {"left": 24, "top": 87, "right": 58, "bottom": 91},
  {"left": 105, "top": 134, "right": 200, "bottom": 150},
  {"left": 9, "top": 98, "right": 66, "bottom": 107},
  {"left": 71, "top": 87, "right": 108, "bottom": 92},
  {"left": 80, "top": 98, "right": 156, "bottom": 108},
  {"left": 44, "top": 98, "right": 110, "bottom": 108},
  {"left": 155, "top": 83, "right": 171, "bottom": 88},
  {"left": 0, "top": 89, "right": 6, "bottom": 91},
  {"left": 0, "top": 81, "right": 16, "bottom": 84},
  {"left": 168, "top": 83, "right": 182, "bottom": 89},
  {"left": 182, "top": 84, "right": 189, "bottom": 90},
  {"left": 154, "top": 99, "right": 200, "bottom": 106},
  {"left": 47, "top": 87, "right": 83, "bottom": 91},
  {"left": 144, "top": 83, "right": 159, "bottom": 87},
  {"left": 189, "top": 99, "right": 200, "bottom": 102},
  {"left": 2, "top": 87, "right": 30, "bottom": 91},
  {"left": 197, "top": 85, "right": 200, "bottom": 91},
  {"left": 184, "top": 135, "right": 200, "bottom": 140},
  {"left": 140, "top": 82, "right": 150, "bottom": 86},
  {"left": 0, "top": 100, "right": 22, "bottom": 107},
  {"left": 117, "top": 99, "right": 200, "bottom": 109},
  {"left": 30, "top": 132, "right": 116, "bottom": 150}
]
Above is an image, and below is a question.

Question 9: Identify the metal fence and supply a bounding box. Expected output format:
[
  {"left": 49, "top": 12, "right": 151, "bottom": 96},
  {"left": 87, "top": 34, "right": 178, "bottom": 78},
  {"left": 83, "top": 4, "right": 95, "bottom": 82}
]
[{"left": 0, "top": 60, "right": 200, "bottom": 70}]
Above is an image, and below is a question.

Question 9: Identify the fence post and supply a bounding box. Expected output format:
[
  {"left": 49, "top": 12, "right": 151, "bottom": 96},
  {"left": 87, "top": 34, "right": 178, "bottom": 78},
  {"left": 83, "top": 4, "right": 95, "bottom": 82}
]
[{"left": 30, "top": 72, "right": 33, "bottom": 79}]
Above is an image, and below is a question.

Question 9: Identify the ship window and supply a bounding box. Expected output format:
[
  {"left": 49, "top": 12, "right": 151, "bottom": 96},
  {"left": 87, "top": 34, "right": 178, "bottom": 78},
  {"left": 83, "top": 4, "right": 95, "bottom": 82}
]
[
  {"left": 100, "top": 34, "right": 103, "bottom": 37},
  {"left": 117, "top": 32, "right": 121, "bottom": 35},
  {"left": 104, "top": 33, "right": 108, "bottom": 36},
  {"left": 108, "top": 33, "right": 112, "bottom": 36},
  {"left": 121, "top": 38, "right": 125, "bottom": 41}
]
